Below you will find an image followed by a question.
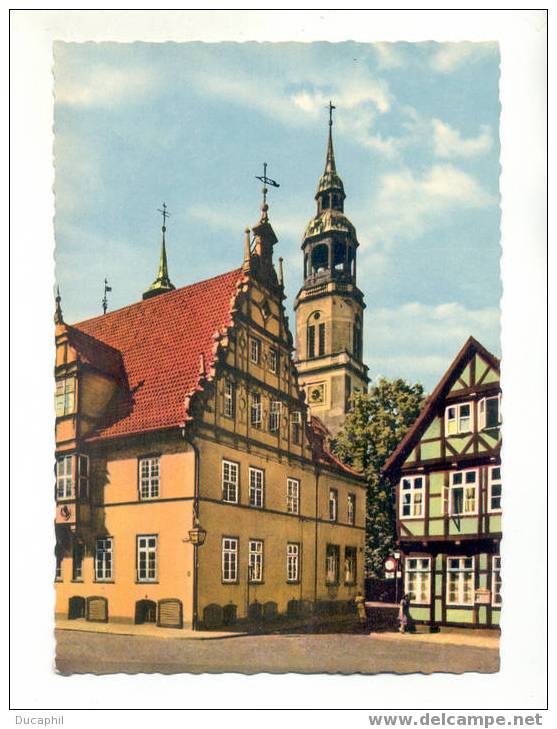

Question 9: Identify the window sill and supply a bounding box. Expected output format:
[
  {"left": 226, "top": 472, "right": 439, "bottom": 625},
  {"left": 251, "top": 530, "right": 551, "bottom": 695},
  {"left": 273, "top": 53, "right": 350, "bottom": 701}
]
[
  {"left": 248, "top": 581, "right": 265, "bottom": 586},
  {"left": 286, "top": 580, "right": 301, "bottom": 585},
  {"left": 94, "top": 580, "right": 115, "bottom": 584},
  {"left": 136, "top": 581, "right": 159, "bottom": 585},
  {"left": 71, "top": 579, "right": 84, "bottom": 583}
]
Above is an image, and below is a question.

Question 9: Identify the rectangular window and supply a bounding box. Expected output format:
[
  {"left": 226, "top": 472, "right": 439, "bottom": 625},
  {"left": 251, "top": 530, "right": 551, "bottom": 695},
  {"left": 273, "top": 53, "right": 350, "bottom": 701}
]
[
  {"left": 250, "top": 337, "right": 261, "bottom": 364},
  {"left": 450, "top": 470, "right": 478, "bottom": 515},
  {"left": 248, "top": 539, "right": 263, "bottom": 583},
  {"left": 318, "top": 323, "right": 326, "bottom": 356},
  {"left": 326, "top": 544, "right": 340, "bottom": 584},
  {"left": 56, "top": 455, "right": 73, "bottom": 500},
  {"left": 287, "top": 543, "right": 300, "bottom": 582},
  {"left": 287, "top": 478, "right": 300, "bottom": 514},
  {"left": 446, "top": 557, "right": 475, "bottom": 606},
  {"left": 347, "top": 493, "right": 356, "bottom": 525},
  {"left": 405, "top": 557, "right": 431, "bottom": 604},
  {"left": 55, "top": 377, "right": 75, "bottom": 417},
  {"left": 249, "top": 467, "right": 264, "bottom": 508},
  {"left": 291, "top": 411, "right": 302, "bottom": 445},
  {"left": 222, "top": 537, "right": 238, "bottom": 583},
  {"left": 488, "top": 465, "right": 502, "bottom": 512},
  {"left": 250, "top": 392, "right": 262, "bottom": 427},
  {"left": 445, "top": 402, "right": 473, "bottom": 435},
  {"left": 492, "top": 556, "right": 502, "bottom": 606},
  {"left": 137, "top": 535, "right": 157, "bottom": 582},
  {"left": 222, "top": 460, "right": 239, "bottom": 503},
  {"left": 223, "top": 380, "right": 235, "bottom": 418},
  {"left": 95, "top": 537, "right": 113, "bottom": 581},
  {"left": 139, "top": 456, "right": 160, "bottom": 500},
  {"left": 269, "top": 400, "right": 281, "bottom": 432},
  {"left": 328, "top": 488, "right": 338, "bottom": 522},
  {"left": 269, "top": 348, "right": 278, "bottom": 374},
  {"left": 72, "top": 542, "right": 84, "bottom": 581},
  {"left": 400, "top": 475, "right": 424, "bottom": 518},
  {"left": 78, "top": 454, "right": 89, "bottom": 499},
  {"left": 479, "top": 395, "right": 501, "bottom": 430},
  {"left": 344, "top": 546, "right": 357, "bottom": 584},
  {"left": 307, "top": 325, "right": 315, "bottom": 358}
]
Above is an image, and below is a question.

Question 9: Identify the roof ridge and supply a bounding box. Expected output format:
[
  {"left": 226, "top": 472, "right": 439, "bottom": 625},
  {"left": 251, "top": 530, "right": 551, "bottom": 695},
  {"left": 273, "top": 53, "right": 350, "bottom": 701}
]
[{"left": 73, "top": 267, "right": 244, "bottom": 329}]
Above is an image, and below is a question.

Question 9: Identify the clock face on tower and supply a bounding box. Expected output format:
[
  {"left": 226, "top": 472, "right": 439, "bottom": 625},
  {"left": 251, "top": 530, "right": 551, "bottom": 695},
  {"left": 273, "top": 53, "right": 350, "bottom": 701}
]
[{"left": 308, "top": 383, "right": 325, "bottom": 405}]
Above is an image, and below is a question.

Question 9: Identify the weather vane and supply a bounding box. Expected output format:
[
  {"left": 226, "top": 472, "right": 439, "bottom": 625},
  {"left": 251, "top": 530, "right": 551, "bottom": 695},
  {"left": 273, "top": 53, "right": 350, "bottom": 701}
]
[
  {"left": 255, "top": 162, "right": 280, "bottom": 212},
  {"left": 102, "top": 277, "right": 112, "bottom": 315}
]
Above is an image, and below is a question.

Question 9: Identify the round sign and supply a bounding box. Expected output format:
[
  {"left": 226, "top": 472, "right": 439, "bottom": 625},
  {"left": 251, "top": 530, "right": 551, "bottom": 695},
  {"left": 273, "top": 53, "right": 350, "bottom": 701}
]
[{"left": 384, "top": 557, "right": 397, "bottom": 572}]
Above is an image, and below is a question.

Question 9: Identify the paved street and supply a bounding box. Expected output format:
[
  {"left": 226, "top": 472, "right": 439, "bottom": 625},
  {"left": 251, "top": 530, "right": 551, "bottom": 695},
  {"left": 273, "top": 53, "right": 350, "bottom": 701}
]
[{"left": 55, "top": 629, "right": 499, "bottom": 675}]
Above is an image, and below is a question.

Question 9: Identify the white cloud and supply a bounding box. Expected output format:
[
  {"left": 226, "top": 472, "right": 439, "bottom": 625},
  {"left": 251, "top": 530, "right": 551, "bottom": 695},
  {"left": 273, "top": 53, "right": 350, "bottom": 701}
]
[
  {"left": 374, "top": 43, "right": 405, "bottom": 70},
  {"left": 370, "top": 164, "right": 494, "bottom": 245},
  {"left": 430, "top": 42, "right": 498, "bottom": 74},
  {"left": 365, "top": 301, "right": 500, "bottom": 387},
  {"left": 433, "top": 119, "right": 493, "bottom": 158},
  {"left": 55, "top": 63, "right": 155, "bottom": 108}
]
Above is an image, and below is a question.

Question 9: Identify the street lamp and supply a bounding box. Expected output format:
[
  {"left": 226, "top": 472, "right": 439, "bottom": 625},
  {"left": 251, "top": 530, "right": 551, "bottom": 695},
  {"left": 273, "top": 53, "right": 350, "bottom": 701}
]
[{"left": 184, "top": 518, "right": 207, "bottom": 630}]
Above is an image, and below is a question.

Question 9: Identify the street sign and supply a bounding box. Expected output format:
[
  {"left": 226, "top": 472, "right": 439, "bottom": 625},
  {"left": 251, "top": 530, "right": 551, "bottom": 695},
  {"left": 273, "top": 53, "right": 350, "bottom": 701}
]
[{"left": 384, "top": 557, "right": 397, "bottom": 572}]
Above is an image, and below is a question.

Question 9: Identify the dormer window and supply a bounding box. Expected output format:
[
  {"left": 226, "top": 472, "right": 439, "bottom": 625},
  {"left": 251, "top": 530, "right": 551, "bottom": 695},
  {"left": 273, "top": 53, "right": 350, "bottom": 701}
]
[
  {"left": 55, "top": 377, "right": 75, "bottom": 417},
  {"left": 445, "top": 402, "right": 473, "bottom": 435},
  {"left": 479, "top": 395, "right": 501, "bottom": 430}
]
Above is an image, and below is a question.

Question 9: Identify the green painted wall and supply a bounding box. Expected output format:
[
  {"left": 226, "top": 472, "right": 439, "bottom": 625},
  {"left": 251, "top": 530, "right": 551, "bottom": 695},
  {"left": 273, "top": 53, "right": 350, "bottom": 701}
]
[
  {"left": 479, "top": 554, "right": 487, "bottom": 569},
  {"left": 421, "top": 441, "right": 441, "bottom": 460},
  {"left": 489, "top": 515, "right": 502, "bottom": 533},
  {"left": 446, "top": 436, "right": 470, "bottom": 454},
  {"left": 475, "top": 355, "right": 489, "bottom": 382},
  {"left": 409, "top": 606, "right": 430, "bottom": 621},
  {"left": 429, "top": 472, "right": 444, "bottom": 494},
  {"left": 423, "top": 418, "right": 441, "bottom": 439},
  {"left": 403, "top": 520, "right": 425, "bottom": 536},
  {"left": 446, "top": 609, "right": 474, "bottom": 624},
  {"left": 482, "top": 430, "right": 500, "bottom": 448},
  {"left": 435, "top": 599, "right": 442, "bottom": 622},
  {"left": 478, "top": 606, "right": 487, "bottom": 624},
  {"left": 449, "top": 516, "right": 479, "bottom": 535},
  {"left": 492, "top": 609, "right": 500, "bottom": 626},
  {"left": 483, "top": 369, "right": 499, "bottom": 384},
  {"left": 461, "top": 362, "right": 471, "bottom": 386},
  {"left": 435, "top": 574, "right": 442, "bottom": 596},
  {"left": 429, "top": 498, "right": 444, "bottom": 518}
]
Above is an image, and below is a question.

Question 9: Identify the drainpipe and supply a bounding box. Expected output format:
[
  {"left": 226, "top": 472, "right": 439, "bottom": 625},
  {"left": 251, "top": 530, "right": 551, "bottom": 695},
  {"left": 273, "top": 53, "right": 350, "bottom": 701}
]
[
  {"left": 183, "top": 433, "right": 201, "bottom": 631},
  {"left": 314, "top": 465, "right": 320, "bottom": 605}
]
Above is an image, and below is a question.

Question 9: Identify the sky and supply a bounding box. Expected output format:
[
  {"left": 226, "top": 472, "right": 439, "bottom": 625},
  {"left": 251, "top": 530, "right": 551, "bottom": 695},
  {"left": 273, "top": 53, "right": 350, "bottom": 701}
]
[{"left": 53, "top": 40, "right": 501, "bottom": 391}]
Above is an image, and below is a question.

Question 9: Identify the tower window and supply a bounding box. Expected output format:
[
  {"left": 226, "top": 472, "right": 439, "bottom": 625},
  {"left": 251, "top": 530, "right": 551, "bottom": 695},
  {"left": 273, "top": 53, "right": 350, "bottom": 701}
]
[
  {"left": 307, "top": 325, "right": 315, "bottom": 359},
  {"left": 318, "top": 323, "right": 326, "bottom": 356},
  {"left": 311, "top": 244, "right": 328, "bottom": 273},
  {"left": 333, "top": 241, "right": 346, "bottom": 271}
]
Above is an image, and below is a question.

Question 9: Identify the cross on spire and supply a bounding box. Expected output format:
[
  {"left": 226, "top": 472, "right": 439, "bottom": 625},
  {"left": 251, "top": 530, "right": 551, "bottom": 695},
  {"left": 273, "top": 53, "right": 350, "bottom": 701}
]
[
  {"left": 328, "top": 100, "right": 336, "bottom": 127},
  {"left": 255, "top": 162, "right": 280, "bottom": 222},
  {"left": 157, "top": 202, "right": 170, "bottom": 231}
]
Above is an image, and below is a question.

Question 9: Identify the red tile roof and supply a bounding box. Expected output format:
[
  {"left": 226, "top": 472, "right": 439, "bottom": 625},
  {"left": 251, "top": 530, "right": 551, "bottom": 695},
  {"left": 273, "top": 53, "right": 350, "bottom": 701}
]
[
  {"left": 65, "top": 325, "right": 124, "bottom": 380},
  {"left": 74, "top": 268, "right": 245, "bottom": 440}
]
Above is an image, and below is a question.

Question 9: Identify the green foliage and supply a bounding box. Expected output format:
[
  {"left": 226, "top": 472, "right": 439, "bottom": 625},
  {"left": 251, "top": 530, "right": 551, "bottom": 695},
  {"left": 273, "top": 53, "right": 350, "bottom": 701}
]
[{"left": 333, "top": 378, "right": 425, "bottom": 576}]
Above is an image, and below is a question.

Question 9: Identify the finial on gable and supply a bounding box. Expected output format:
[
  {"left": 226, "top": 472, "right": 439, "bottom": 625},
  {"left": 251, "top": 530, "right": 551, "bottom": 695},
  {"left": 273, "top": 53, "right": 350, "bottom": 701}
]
[{"left": 54, "top": 285, "right": 64, "bottom": 325}]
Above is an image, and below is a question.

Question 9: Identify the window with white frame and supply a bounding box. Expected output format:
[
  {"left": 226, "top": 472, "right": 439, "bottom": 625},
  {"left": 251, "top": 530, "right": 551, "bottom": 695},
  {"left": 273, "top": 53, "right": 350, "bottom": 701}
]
[
  {"left": 250, "top": 337, "right": 261, "bottom": 364},
  {"left": 405, "top": 557, "right": 431, "bottom": 604},
  {"left": 478, "top": 395, "right": 501, "bottom": 430},
  {"left": 328, "top": 489, "right": 338, "bottom": 522},
  {"left": 137, "top": 535, "right": 157, "bottom": 582},
  {"left": 139, "top": 456, "right": 160, "bottom": 500},
  {"left": 326, "top": 544, "right": 340, "bottom": 584},
  {"left": 56, "top": 455, "right": 73, "bottom": 499},
  {"left": 287, "top": 478, "right": 300, "bottom": 514},
  {"left": 95, "top": 537, "right": 113, "bottom": 581},
  {"left": 446, "top": 557, "right": 475, "bottom": 605},
  {"left": 347, "top": 493, "right": 356, "bottom": 525},
  {"left": 55, "top": 377, "right": 75, "bottom": 417},
  {"left": 449, "top": 470, "right": 478, "bottom": 515},
  {"left": 269, "top": 400, "right": 281, "bottom": 432},
  {"left": 400, "top": 475, "right": 424, "bottom": 518},
  {"left": 269, "top": 348, "right": 278, "bottom": 374},
  {"left": 249, "top": 467, "right": 264, "bottom": 508},
  {"left": 488, "top": 465, "right": 502, "bottom": 512},
  {"left": 223, "top": 380, "right": 235, "bottom": 418},
  {"left": 492, "top": 556, "right": 502, "bottom": 606},
  {"left": 248, "top": 539, "right": 263, "bottom": 583},
  {"left": 72, "top": 541, "right": 84, "bottom": 581},
  {"left": 445, "top": 402, "right": 473, "bottom": 435},
  {"left": 291, "top": 411, "right": 302, "bottom": 445},
  {"left": 287, "top": 543, "right": 300, "bottom": 582},
  {"left": 222, "top": 537, "right": 238, "bottom": 583},
  {"left": 250, "top": 392, "right": 262, "bottom": 427},
  {"left": 344, "top": 546, "right": 357, "bottom": 584},
  {"left": 222, "top": 460, "right": 239, "bottom": 503}
]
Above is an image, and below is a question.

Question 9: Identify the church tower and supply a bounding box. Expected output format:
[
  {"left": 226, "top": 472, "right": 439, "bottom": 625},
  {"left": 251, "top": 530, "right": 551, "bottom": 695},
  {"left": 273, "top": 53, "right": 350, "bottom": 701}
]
[{"left": 294, "top": 104, "right": 369, "bottom": 435}]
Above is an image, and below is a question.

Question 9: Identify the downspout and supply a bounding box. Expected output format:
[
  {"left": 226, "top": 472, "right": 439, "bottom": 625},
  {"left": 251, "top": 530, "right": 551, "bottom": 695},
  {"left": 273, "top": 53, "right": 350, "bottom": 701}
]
[
  {"left": 183, "top": 431, "right": 201, "bottom": 631},
  {"left": 314, "top": 464, "right": 320, "bottom": 605}
]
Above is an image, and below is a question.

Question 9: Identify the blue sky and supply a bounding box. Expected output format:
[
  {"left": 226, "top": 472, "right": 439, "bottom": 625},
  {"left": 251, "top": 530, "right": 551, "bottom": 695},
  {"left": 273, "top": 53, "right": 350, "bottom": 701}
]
[{"left": 54, "top": 41, "right": 501, "bottom": 391}]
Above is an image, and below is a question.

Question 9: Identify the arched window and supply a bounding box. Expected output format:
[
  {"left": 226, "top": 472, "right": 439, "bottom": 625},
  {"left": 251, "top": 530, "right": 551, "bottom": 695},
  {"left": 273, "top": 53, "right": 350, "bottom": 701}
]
[
  {"left": 353, "top": 316, "right": 363, "bottom": 360},
  {"left": 311, "top": 244, "right": 328, "bottom": 274},
  {"left": 307, "top": 312, "right": 325, "bottom": 358},
  {"left": 332, "top": 241, "right": 346, "bottom": 271}
]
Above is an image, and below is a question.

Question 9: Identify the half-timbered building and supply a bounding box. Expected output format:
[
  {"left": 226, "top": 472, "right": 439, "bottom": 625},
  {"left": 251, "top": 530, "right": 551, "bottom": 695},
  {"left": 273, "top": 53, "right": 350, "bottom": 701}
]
[{"left": 383, "top": 337, "right": 502, "bottom": 629}]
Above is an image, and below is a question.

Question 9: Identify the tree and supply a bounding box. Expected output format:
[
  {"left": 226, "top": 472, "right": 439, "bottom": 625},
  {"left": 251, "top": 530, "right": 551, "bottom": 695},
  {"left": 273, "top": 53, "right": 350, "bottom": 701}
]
[{"left": 333, "top": 378, "right": 425, "bottom": 576}]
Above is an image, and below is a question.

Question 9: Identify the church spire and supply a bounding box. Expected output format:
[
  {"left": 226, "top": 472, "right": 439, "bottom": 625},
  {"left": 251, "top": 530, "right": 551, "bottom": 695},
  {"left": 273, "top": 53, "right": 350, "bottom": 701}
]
[
  {"left": 315, "top": 102, "right": 345, "bottom": 213},
  {"left": 54, "top": 285, "right": 64, "bottom": 325},
  {"left": 143, "top": 202, "right": 176, "bottom": 300},
  {"left": 324, "top": 100, "right": 337, "bottom": 174}
]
